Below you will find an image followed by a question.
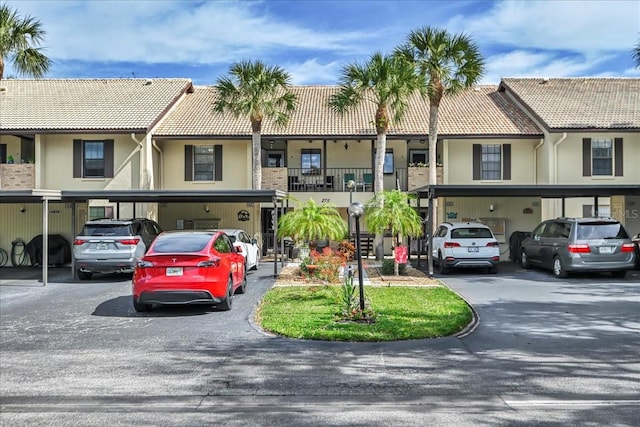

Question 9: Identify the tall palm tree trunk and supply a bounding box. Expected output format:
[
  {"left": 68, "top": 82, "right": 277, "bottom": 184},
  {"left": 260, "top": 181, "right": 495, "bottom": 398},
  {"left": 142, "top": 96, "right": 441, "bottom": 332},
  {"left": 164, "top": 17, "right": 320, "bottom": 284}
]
[
  {"left": 252, "top": 131, "right": 262, "bottom": 190},
  {"left": 374, "top": 133, "right": 387, "bottom": 260}
]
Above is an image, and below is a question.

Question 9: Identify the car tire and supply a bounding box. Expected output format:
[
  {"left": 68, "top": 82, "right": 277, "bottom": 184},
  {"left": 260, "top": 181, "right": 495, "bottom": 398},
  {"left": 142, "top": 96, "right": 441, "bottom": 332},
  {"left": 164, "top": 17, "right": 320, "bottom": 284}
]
[
  {"left": 218, "top": 277, "right": 233, "bottom": 311},
  {"left": 77, "top": 270, "right": 92, "bottom": 280},
  {"left": 520, "top": 250, "right": 530, "bottom": 269},
  {"left": 235, "top": 271, "right": 247, "bottom": 294},
  {"left": 438, "top": 253, "right": 449, "bottom": 275},
  {"left": 552, "top": 256, "right": 568, "bottom": 278},
  {"left": 133, "top": 297, "right": 151, "bottom": 312},
  {"left": 251, "top": 255, "right": 259, "bottom": 271},
  {"left": 611, "top": 270, "right": 627, "bottom": 279}
]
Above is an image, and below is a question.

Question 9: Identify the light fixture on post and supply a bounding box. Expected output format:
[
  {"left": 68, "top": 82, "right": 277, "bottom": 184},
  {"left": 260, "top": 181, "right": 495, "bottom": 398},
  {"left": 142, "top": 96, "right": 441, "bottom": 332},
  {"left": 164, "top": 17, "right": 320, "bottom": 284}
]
[
  {"left": 204, "top": 204, "right": 210, "bottom": 213},
  {"left": 348, "top": 201, "right": 366, "bottom": 311},
  {"left": 346, "top": 179, "right": 356, "bottom": 236},
  {"left": 489, "top": 203, "right": 495, "bottom": 212}
]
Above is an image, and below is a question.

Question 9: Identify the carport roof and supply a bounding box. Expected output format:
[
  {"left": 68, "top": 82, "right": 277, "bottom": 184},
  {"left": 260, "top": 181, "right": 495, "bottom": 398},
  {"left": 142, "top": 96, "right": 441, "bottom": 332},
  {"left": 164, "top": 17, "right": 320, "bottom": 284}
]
[
  {"left": 413, "top": 184, "right": 640, "bottom": 198},
  {"left": 0, "top": 189, "right": 288, "bottom": 203}
]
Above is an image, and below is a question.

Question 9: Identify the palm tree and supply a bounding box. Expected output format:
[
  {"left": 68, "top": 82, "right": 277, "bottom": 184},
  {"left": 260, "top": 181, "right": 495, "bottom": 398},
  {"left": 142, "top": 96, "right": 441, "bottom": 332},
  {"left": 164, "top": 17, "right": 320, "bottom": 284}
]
[
  {"left": 276, "top": 197, "right": 347, "bottom": 246},
  {"left": 633, "top": 37, "right": 640, "bottom": 69},
  {"left": 328, "top": 52, "right": 424, "bottom": 259},
  {"left": 365, "top": 190, "right": 423, "bottom": 275},
  {"left": 0, "top": 3, "right": 51, "bottom": 80},
  {"left": 395, "top": 26, "right": 484, "bottom": 273},
  {"left": 213, "top": 60, "right": 297, "bottom": 190}
]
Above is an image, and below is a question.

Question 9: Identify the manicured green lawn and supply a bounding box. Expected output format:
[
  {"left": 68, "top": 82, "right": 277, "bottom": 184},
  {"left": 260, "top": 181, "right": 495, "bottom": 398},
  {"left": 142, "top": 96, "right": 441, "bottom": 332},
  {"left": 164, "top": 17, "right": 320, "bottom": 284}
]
[{"left": 256, "top": 285, "right": 472, "bottom": 342}]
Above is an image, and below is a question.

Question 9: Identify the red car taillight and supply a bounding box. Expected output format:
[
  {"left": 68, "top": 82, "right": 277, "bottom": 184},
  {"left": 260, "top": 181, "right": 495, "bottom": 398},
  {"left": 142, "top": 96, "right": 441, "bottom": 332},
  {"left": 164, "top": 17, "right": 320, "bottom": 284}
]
[
  {"left": 197, "top": 259, "right": 221, "bottom": 268},
  {"left": 621, "top": 243, "right": 635, "bottom": 253},
  {"left": 486, "top": 242, "right": 499, "bottom": 247},
  {"left": 568, "top": 244, "right": 590, "bottom": 253},
  {"left": 119, "top": 238, "right": 140, "bottom": 245},
  {"left": 137, "top": 260, "right": 154, "bottom": 268},
  {"left": 73, "top": 239, "right": 87, "bottom": 245},
  {"left": 444, "top": 242, "right": 461, "bottom": 248}
]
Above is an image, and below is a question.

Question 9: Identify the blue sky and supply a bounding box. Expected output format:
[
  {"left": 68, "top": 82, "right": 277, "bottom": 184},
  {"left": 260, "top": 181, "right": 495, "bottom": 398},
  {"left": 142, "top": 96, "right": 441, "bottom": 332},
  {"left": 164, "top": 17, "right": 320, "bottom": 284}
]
[{"left": 6, "top": 0, "right": 640, "bottom": 86}]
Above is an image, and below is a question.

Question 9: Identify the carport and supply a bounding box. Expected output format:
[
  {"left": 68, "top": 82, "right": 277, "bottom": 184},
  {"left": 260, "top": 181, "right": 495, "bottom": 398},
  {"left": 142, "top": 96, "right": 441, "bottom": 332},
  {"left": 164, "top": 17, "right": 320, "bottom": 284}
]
[
  {"left": 413, "top": 184, "right": 640, "bottom": 276},
  {"left": 0, "top": 189, "right": 288, "bottom": 285}
]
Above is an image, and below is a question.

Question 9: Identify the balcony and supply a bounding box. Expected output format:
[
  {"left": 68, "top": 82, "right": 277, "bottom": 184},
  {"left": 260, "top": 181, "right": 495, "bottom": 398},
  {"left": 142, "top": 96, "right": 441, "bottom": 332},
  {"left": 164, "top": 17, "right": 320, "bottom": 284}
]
[{"left": 0, "top": 163, "right": 36, "bottom": 189}]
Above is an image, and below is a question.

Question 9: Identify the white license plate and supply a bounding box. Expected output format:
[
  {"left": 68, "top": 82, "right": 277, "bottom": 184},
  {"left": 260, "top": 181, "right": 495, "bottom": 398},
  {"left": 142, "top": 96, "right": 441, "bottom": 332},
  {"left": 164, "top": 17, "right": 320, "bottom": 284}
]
[
  {"left": 599, "top": 246, "right": 613, "bottom": 254},
  {"left": 96, "top": 243, "right": 108, "bottom": 250},
  {"left": 468, "top": 247, "right": 479, "bottom": 253},
  {"left": 166, "top": 267, "right": 183, "bottom": 276}
]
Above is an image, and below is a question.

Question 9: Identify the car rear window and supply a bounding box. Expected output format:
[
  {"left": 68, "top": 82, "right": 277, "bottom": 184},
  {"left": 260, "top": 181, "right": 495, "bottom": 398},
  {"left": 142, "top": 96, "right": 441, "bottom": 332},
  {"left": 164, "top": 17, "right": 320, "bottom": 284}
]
[
  {"left": 451, "top": 228, "right": 493, "bottom": 239},
  {"left": 81, "top": 224, "right": 131, "bottom": 236},
  {"left": 576, "top": 223, "right": 629, "bottom": 240},
  {"left": 153, "top": 234, "right": 212, "bottom": 253}
]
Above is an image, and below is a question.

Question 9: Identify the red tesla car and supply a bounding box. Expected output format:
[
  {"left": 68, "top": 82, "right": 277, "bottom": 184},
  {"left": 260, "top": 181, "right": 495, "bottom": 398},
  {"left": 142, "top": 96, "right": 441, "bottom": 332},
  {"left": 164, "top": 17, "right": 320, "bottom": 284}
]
[{"left": 132, "top": 230, "right": 246, "bottom": 312}]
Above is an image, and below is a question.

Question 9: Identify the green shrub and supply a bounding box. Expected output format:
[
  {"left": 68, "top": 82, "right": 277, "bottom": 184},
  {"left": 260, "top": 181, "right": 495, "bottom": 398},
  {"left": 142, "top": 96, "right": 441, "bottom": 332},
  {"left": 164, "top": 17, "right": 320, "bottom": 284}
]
[{"left": 380, "top": 259, "right": 406, "bottom": 275}]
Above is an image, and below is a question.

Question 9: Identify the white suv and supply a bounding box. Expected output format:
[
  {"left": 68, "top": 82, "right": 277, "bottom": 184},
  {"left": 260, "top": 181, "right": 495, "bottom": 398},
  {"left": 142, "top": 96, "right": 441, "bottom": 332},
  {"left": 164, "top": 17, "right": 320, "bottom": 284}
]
[{"left": 432, "top": 221, "right": 500, "bottom": 274}]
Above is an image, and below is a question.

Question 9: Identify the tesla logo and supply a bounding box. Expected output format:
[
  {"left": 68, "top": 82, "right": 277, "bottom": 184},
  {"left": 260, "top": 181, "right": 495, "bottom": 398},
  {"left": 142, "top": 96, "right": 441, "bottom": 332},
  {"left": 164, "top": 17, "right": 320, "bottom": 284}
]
[{"left": 172, "top": 258, "right": 177, "bottom": 263}]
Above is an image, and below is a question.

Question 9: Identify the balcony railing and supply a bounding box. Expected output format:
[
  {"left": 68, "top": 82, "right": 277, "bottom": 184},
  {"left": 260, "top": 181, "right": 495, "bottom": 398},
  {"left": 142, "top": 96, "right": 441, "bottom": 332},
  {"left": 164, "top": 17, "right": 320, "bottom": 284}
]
[{"left": 261, "top": 166, "right": 442, "bottom": 193}]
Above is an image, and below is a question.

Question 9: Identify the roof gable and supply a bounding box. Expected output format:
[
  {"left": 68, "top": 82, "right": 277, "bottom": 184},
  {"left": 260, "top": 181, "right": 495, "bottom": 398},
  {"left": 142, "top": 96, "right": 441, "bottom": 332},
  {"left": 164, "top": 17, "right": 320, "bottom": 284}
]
[
  {"left": 499, "top": 78, "right": 640, "bottom": 131},
  {"left": 154, "top": 85, "right": 542, "bottom": 138},
  {"left": 0, "top": 78, "right": 193, "bottom": 132}
]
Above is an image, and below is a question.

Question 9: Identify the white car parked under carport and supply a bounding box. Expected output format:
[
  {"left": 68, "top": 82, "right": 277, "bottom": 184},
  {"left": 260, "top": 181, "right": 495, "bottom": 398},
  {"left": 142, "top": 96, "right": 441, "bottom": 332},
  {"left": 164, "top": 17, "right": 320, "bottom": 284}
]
[{"left": 220, "top": 229, "right": 260, "bottom": 271}]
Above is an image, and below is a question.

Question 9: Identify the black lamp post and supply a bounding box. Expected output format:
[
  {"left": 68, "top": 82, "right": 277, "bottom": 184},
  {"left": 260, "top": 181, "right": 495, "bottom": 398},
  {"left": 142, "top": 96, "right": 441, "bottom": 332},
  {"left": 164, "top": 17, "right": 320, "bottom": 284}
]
[
  {"left": 349, "top": 201, "right": 365, "bottom": 311},
  {"left": 346, "top": 179, "right": 355, "bottom": 237}
]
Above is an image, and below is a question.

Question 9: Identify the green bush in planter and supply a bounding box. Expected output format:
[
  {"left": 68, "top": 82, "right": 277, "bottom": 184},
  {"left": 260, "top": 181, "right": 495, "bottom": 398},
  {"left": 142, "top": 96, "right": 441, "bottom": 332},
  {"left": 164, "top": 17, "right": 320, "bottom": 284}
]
[{"left": 381, "top": 259, "right": 406, "bottom": 275}]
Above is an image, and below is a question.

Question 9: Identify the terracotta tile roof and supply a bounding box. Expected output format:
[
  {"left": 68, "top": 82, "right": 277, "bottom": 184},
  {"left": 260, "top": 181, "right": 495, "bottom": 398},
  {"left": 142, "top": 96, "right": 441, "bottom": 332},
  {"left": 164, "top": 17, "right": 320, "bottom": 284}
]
[
  {"left": 0, "top": 79, "right": 192, "bottom": 132},
  {"left": 500, "top": 78, "right": 640, "bottom": 130},
  {"left": 154, "top": 85, "right": 542, "bottom": 138}
]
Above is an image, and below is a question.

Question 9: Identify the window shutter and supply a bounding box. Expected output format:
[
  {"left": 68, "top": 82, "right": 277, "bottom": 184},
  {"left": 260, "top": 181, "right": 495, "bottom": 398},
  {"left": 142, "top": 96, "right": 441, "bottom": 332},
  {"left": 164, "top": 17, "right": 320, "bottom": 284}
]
[
  {"left": 73, "top": 139, "right": 82, "bottom": 178},
  {"left": 104, "top": 140, "right": 114, "bottom": 178},
  {"left": 614, "top": 138, "right": 623, "bottom": 176},
  {"left": 214, "top": 145, "right": 223, "bottom": 181},
  {"left": 582, "top": 138, "right": 591, "bottom": 176},
  {"left": 184, "top": 145, "right": 193, "bottom": 181},
  {"left": 472, "top": 144, "right": 481, "bottom": 180},
  {"left": 502, "top": 144, "right": 511, "bottom": 180}
]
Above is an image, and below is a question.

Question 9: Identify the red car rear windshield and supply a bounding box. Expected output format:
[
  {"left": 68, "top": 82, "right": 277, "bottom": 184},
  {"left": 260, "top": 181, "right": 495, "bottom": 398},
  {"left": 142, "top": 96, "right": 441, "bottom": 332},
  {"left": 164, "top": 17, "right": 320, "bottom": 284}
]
[{"left": 152, "top": 234, "right": 212, "bottom": 253}]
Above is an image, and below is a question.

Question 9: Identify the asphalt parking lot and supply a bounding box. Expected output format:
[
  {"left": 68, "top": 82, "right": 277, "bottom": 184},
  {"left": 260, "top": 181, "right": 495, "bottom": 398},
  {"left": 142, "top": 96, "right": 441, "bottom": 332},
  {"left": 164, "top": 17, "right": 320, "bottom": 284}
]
[{"left": 1, "top": 262, "right": 639, "bottom": 426}]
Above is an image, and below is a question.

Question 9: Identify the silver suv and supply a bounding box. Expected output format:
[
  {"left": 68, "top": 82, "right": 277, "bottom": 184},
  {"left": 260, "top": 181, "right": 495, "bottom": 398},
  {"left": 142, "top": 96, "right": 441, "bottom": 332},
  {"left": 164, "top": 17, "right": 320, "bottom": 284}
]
[
  {"left": 73, "top": 218, "right": 162, "bottom": 280},
  {"left": 520, "top": 217, "right": 636, "bottom": 278}
]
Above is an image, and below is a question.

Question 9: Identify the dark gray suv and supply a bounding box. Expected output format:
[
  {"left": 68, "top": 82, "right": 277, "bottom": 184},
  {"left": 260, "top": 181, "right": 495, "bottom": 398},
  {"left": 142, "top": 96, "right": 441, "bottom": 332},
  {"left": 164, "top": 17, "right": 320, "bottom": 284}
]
[
  {"left": 73, "top": 218, "right": 162, "bottom": 280},
  {"left": 520, "top": 217, "right": 636, "bottom": 278}
]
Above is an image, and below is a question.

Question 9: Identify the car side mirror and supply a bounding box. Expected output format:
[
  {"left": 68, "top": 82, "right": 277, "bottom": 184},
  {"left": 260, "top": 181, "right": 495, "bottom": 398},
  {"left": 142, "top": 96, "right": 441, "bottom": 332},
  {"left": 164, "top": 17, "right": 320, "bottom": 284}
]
[{"left": 252, "top": 238, "right": 258, "bottom": 245}]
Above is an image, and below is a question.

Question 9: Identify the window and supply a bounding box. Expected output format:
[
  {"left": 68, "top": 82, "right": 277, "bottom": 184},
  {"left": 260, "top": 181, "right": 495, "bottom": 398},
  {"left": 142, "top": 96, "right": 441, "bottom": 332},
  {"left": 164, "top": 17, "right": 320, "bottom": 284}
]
[
  {"left": 89, "top": 206, "right": 113, "bottom": 220},
  {"left": 184, "top": 145, "right": 222, "bottom": 181},
  {"left": 301, "top": 149, "right": 321, "bottom": 175},
  {"left": 83, "top": 141, "right": 105, "bottom": 177},
  {"left": 409, "top": 149, "right": 428, "bottom": 165},
  {"left": 214, "top": 235, "right": 232, "bottom": 253},
  {"left": 582, "top": 138, "right": 623, "bottom": 177},
  {"left": 384, "top": 150, "right": 394, "bottom": 174},
  {"left": 73, "top": 139, "right": 114, "bottom": 178},
  {"left": 481, "top": 145, "right": 501, "bottom": 180},
  {"left": 591, "top": 139, "right": 612, "bottom": 176},
  {"left": 194, "top": 146, "right": 214, "bottom": 181},
  {"left": 264, "top": 151, "right": 285, "bottom": 168},
  {"left": 473, "top": 144, "right": 511, "bottom": 181}
]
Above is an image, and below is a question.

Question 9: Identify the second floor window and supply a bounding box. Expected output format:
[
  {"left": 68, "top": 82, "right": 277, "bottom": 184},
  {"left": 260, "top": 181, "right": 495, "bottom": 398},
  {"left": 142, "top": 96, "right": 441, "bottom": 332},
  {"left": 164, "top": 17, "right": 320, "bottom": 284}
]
[
  {"left": 194, "top": 146, "right": 214, "bottom": 181},
  {"left": 301, "top": 149, "right": 321, "bottom": 175},
  {"left": 582, "top": 137, "right": 622, "bottom": 177},
  {"left": 481, "top": 144, "right": 501, "bottom": 180},
  {"left": 73, "top": 139, "right": 114, "bottom": 179},
  {"left": 184, "top": 144, "right": 222, "bottom": 182},
  {"left": 83, "top": 141, "right": 105, "bottom": 177},
  {"left": 591, "top": 139, "right": 612, "bottom": 176},
  {"left": 473, "top": 143, "right": 511, "bottom": 181}
]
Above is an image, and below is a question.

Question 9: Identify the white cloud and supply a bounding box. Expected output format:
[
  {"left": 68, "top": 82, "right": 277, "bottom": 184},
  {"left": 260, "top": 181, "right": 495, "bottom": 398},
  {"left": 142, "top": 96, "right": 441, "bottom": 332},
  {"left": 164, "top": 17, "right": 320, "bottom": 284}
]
[
  {"left": 451, "top": 0, "right": 640, "bottom": 52},
  {"left": 10, "top": 0, "right": 372, "bottom": 64},
  {"left": 284, "top": 59, "right": 342, "bottom": 85}
]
